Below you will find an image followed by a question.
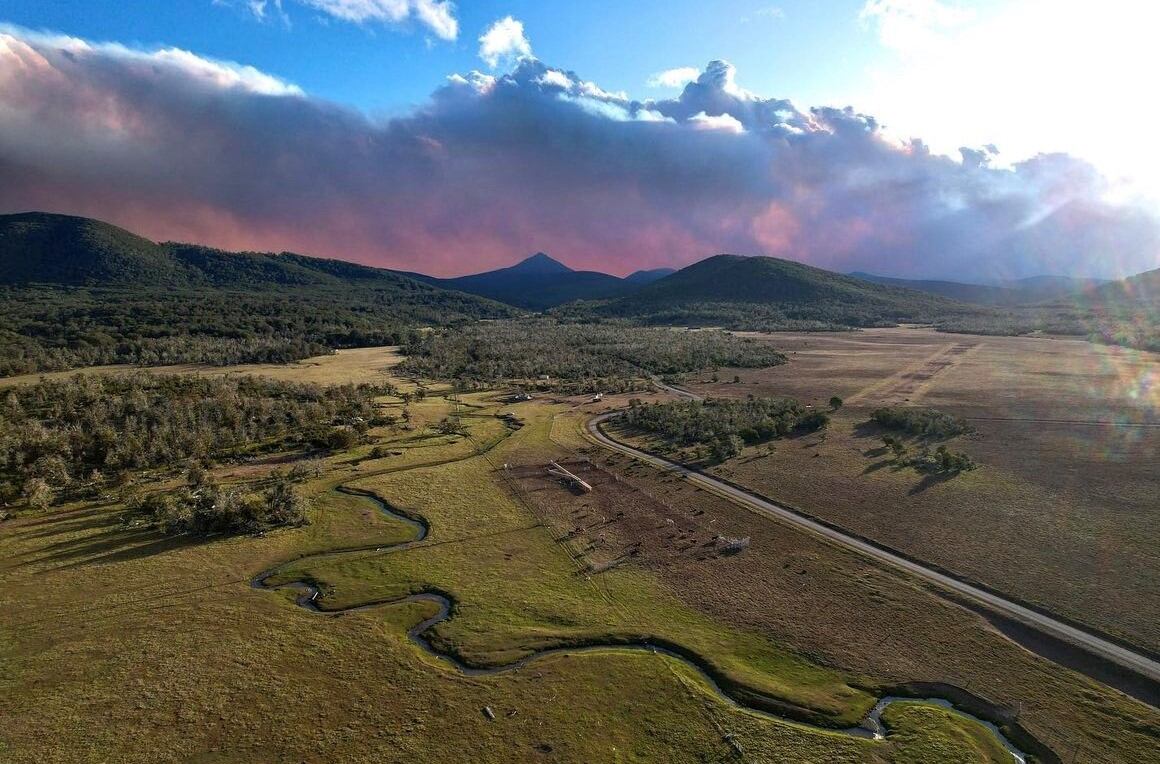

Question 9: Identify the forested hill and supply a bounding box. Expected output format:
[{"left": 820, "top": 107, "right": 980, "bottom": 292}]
[
  {"left": 0, "top": 212, "right": 517, "bottom": 376},
  {"left": 848, "top": 272, "right": 1025, "bottom": 305},
  {"left": 1, "top": 211, "right": 435, "bottom": 289},
  {"left": 847, "top": 271, "right": 1116, "bottom": 306},
  {"left": 561, "top": 254, "right": 978, "bottom": 330}
]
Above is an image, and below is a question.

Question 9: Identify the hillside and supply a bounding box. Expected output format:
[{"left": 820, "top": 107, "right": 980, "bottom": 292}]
[
  {"left": 0, "top": 212, "right": 433, "bottom": 290},
  {"left": 850, "top": 271, "right": 1112, "bottom": 305},
  {"left": 0, "top": 212, "right": 184, "bottom": 286},
  {"left": 1077, "top": 267, "right": 1160, "bottom": 350},
  {"left": 1091, "top": 267, "right": 1160, "bottom": 306},
  {"left": 0, "top": 212, "right": 516, "bottom": 375},
  {"left": 849, "top": 272, "right": 1024, "bottom": 305},
  {"left": 412, "top": 253, "right": 636, "bottom": 310},
  {"left": 625, "top": 267, "right": 677, "bottom": 285},
  {"left": 999, "top": 275, "right": 1110, "bottom": 300},
  {"left": 568, "top": 254, "right": 977, "bottom": 329}
]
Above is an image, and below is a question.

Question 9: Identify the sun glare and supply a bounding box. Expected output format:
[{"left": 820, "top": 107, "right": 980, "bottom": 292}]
[{"left": 861, "top": 0, "right": 1160, "bottom": 204}]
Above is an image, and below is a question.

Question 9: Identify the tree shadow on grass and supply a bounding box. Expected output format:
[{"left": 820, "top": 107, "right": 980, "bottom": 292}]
[
  {"left": 853, "top": 421, "right": 885, "bottom": 439},
  {"left": 862, "top": 459, "right": 895, "bottom": 475},
  {"left": 22, "top": 520, "right": 214, "bottom": 572},
  {"left": 908, "top": 471, "right": 959, "bottom": 495},
  {"left": 15, "top": 506, "right": 124, "bottom": 540}
]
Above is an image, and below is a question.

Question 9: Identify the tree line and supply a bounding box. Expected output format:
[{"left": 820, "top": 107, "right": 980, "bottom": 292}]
[
  {"left": 0, "top": 373, "right": 391, "bottom": 508},
  {"left": 622, "top": 396, "right": 828, "bottom": 462},
  {"left": 400, "top": 321, "right": 786, "bottom": 389},
  {"left": 0, "top": 284, "right": 508, "bottom": 376}
]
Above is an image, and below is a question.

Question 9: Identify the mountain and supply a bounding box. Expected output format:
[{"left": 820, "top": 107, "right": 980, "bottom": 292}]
[
  {"left": 0, "top": 212, "right": 438, "bottom": 290},
  {"left": 569, "top": 254, "right": 976, "bottom": 329},
  {"left": 624, "top": 267, "right": 677, "bottom": 285},
  {"left": 1065, "top": 268, "right": 1160, "bottom": 351},
  {"left": 849, "top": 272, "right": 1024, "bottom": 305},
  {"left": 0, "top": 212, "right": 184, "bottom": 286},
  {"left": 1101, "top": 267, "right": 1160, "bottom": 304},
  {"left": 1088, "top": 267, "right": 1159, "bottom": 320},
  {"left": 0, "top": 212, "right": 516, "bottom": 376},
  {"left": 413, "top": 253, "right": 635, "bottom": 310},
  {"left": 849, "top": 271, "right": 1116, "bottom": 306},
  {"left": 996, "top": 275, "right": 1109, "bottom": 300}
]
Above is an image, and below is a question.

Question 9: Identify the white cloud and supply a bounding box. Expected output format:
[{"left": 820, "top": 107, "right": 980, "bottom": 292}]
[
  {"left": 214, "top": 0, "right": 288, "bottom": 23},
  {"left": 296, "top": 0, "right": 458, "bottom": 39},
  {"left": 249, "top": 0, "right": 284, "bottom": 20},
  {"left": 478, "top": 16, "right": 532, "bottom": 69},
  {"left": 537, "top": 69, "right": 572, "bottom": 89},
  {"left": 688, "top": 111, "right": 746, "bottom": 133},
  {"left": 647, "top": 66, "right": 700, "bottom": 89},
  {"left": 0, "top": 26, "right": 303, "bottom": 96}
]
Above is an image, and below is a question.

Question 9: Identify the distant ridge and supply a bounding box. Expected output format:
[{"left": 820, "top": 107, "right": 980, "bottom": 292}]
[
  {"left": 571, "top": 254, "right": 974, "bottom": 328},
  {"left": 412, "top": 252, "right": 635, "bottom": 310},
  {"left": 849, "top": 271, "right": 1111, "bottom": 305},
  {"left": 625, "top": 267, "right": 677, "bottom": 285},
  {"left": 848, "top": 272, "right": 1023, "bottom": 305},
  {"left": 0, "top": 211, "right": 441, "bottom": 291}
]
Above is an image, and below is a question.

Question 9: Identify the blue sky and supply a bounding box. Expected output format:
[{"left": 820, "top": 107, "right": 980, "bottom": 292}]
[
  {"left": 4, "top": 1, "right": 881, "bottom": 115},
  {"left": 1, "top": 1, "right": 1157, "bottom": 278}
]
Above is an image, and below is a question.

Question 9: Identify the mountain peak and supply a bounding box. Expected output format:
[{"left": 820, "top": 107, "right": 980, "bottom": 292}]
[{"left": 509, "top": 252, "right": 572, "bottom": 274}]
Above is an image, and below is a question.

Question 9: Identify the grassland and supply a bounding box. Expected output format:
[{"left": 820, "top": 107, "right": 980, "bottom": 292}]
[
  {"left": 6, "top": 339, "right": 1160, "bottom": 761},
  {"left": 1, "top": 351, "right": 1086, "bottom": 762},
  {"left": 671, "top": 327, "right": 1159, "bottom": 654}
]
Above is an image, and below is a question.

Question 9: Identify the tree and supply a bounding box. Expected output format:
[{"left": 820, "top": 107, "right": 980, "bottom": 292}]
[
  {"left": 323, "top": 427, "right": 358, "bottom": 451},
  {"left": 711, "top": 434, "right": 744, "bottom": 462},
  {"left": 733, "top": 375, "right": 741, "bottom": 384},
  {"left": 23, "top": 477, "right": 54, "bottom": 509},
  {"left": 829, "top": 396, "right": 843, "bottom": 411},
  {"left": 264, "top": 478, "right": 307, "bottom": 527},
  {"left": 882, "top": 435, "right": 907, "bottom": 459},
  {"left": 795, "top": 411, "right": 830, "bottom": 432},
  {"left": 435, "top": 416, "right": 466, "bottom": 436},
  {"left": 186, "top": 466, "right": 207, "bottom": 489}
]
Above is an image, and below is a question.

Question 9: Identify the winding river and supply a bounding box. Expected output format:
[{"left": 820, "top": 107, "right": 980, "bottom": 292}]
[{"left": 252, "top": 482, "right": 1033, "bottom": 762}]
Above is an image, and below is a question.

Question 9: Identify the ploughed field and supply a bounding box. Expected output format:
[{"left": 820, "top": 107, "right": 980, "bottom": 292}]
[
  {"left": 678, "top": 327, "right": 1160, "bottom": 654},
  {"left": 1, "top": 344, "right": 1158, "bottom": 762}
]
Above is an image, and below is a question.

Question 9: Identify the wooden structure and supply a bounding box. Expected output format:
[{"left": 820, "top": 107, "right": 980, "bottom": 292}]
[{"left": 547, "top": 461, "right": 593, "bottom": 493}]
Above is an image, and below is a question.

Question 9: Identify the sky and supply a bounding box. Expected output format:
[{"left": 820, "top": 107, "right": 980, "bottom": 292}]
[{"left": 0, "top": 0, "right": 1157, "bottom": 279}]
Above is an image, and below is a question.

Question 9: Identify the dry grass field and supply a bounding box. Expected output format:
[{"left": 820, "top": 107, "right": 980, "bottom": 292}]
[
  {"left": 0, "top": 345, "right": 407, "bottom": 389},
  {"left": 551, "top": 402, "right": 1160, "bottom": 763},
  {"left": 679, "top": 328, "right": 1159, "bottom": 653}
]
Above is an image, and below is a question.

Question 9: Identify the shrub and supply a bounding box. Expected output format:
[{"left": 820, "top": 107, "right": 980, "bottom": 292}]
[
  {"left": 795, "top": 411, "right": 830, "bottom": 433},
  {"left": 870, "top": 406, "right": 971, "bottom": 439},
  {"left": 126, "top": 476, "right": 307, "bottom": 536}
]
